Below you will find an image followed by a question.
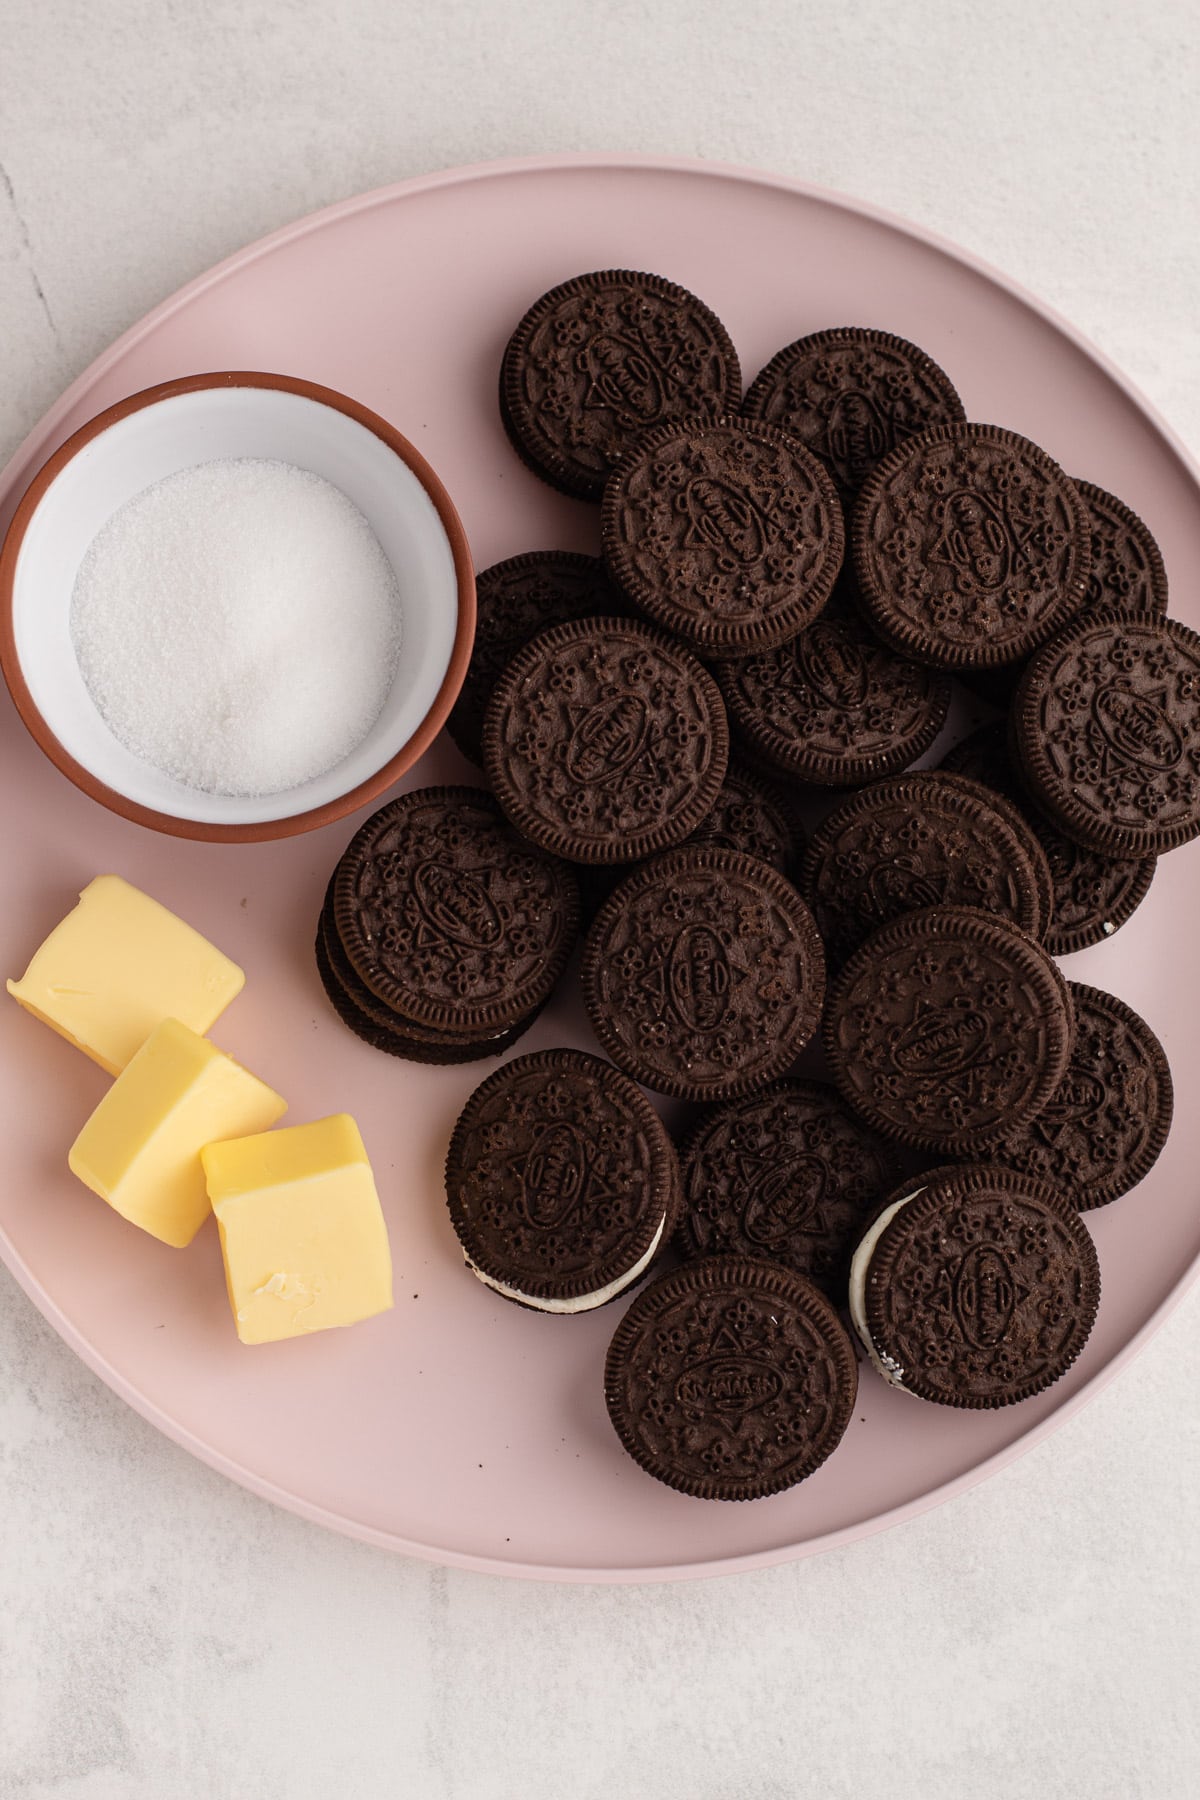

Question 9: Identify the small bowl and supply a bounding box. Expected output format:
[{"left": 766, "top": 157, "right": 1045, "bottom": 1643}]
[{"left": 0, "top": 371, "right": 475, "bottom": 841}]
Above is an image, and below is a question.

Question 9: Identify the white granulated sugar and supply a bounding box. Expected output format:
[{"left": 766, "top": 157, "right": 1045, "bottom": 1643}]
[{"left": 70, "top": 457, "right": 402, "bottom": 797}]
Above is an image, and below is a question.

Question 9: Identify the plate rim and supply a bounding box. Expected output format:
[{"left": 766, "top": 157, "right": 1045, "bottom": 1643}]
[{"left": 2, "top": 150, "right": 1197, "bottom": 1583}]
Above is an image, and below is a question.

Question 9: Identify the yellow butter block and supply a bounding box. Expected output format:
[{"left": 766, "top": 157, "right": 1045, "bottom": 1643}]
[
  {"left": 7, "top": 874, "right": 245, "bottom": 1075},
  {"left": 202, "top": 1114, "right": 393, "bottom": 1345},
  {"left": 68, "top": 1019, "right": 287, "bottom": 1248}
]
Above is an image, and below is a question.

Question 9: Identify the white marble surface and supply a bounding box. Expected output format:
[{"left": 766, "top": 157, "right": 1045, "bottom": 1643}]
[{"left": 2, "top": 3, "right": 1199, "bottom": 1795}]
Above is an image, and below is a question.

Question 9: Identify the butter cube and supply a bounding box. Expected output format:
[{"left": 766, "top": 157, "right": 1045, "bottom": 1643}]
[
  {"left": 202, "top": 1115, "right": 393, "bottom": 1345},
  {"left": 7, "top": 874, "right": 244, "bottom": 1074},
  {"left": 68, "top": 1019, "right": 286, "bottom": 1248}
]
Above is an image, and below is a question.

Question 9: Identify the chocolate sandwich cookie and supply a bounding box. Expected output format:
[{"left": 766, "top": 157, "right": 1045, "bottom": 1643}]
[
  {"left": 824, "top": 907, "right": 1074, "bottom": 1156},
  {"left": 317, "top": 915, "right": 526, "bottom": 1065},
  {"left": 742, "top": 326, "right": 965, "bottom": 499},
  {"left": 677, "top": 1081, "right": 902, "bottom": 1301},
  {"left": 852, "top": 423, "right": 1091, "bottom": 669},
  {"left": 686, "top": 760, "right": 801, "bottom": 874},
  {"left": 445, "top": 1050, "right": 679, "bottom": 1313},
  {"left": 483, "top": 616, "right": 729, "bottom": 865},
  {"left": 500, "top": 269, "right": 741, "bottom": 501},
  {"left": 1013, "top": 610, "right": 1200, "bottom": 856},
  {"left": 716, "top": 597, "right": 951, "bottom": 786},
  {"left": 848, "top": 1165, "right": 1101, "bottom": 1407},
  {"left": 446, "top": 552, "right": 624, "bottom": 766},
  {"left": 581, "top": 845, "right": 825, "bottom": 1103},
  {"left": 601, "top": 418, "right": 843, "bottom": 658},
  {"left": 1076, "top": 478, "right": 1169, "bottom": 619},
  {"left": 940, "top": 721, "right": 1156, "bottom": 954},
  {"left": 316, "top": 886, "right": 535, "bottom": 1064},
  {"left": 604, "top": 1256, "right": 858, "bottom": 1500},
  {"left": 989, "top": 982, "right": 1173, "bottom": 1209},
  {"left": 332, "top": 787, "right": 579, "bottom": 1038},
  {"left": 799, "top": 771, "right": 1046, "bottom": 967}
]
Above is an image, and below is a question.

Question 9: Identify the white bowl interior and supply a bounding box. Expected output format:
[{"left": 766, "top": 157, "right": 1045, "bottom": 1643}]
[{"left": 10, "top": 385, "right": 461, "bottom": 823}]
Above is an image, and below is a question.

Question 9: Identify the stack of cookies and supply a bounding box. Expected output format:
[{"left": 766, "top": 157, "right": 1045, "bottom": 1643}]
[
  {"left": 315, "top": 786, "right": 579, "bottom": 1063},
  {"left": 312, "top": 266, "right": 1195, "bottom": 1504}
]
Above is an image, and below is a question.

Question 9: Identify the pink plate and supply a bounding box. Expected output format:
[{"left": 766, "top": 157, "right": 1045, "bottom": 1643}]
[{"left": 2, "top": 154, "right": 1198, "bottom": 1582}]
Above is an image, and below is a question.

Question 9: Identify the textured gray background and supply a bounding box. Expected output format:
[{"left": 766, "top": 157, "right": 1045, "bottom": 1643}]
[{"left": 2, "top": 3, "right": 1199, "bottom": 1796}]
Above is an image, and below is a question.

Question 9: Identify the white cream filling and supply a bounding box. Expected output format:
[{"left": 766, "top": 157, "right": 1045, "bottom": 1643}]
[
  {"left": 848, "top": 1186, "right": 927, "bottom": 1390},
  {"left": 467, "top": 1213, "right": 667, "bottom": 1314}
]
